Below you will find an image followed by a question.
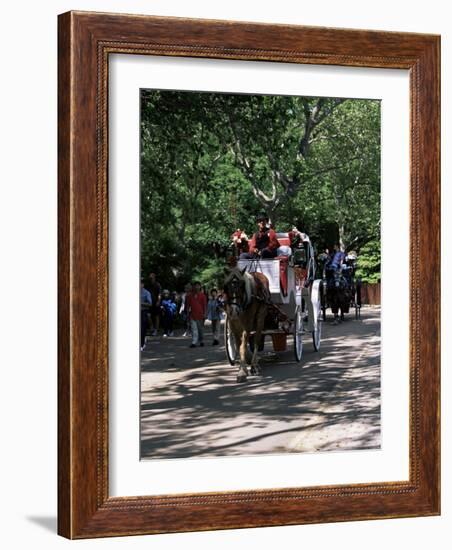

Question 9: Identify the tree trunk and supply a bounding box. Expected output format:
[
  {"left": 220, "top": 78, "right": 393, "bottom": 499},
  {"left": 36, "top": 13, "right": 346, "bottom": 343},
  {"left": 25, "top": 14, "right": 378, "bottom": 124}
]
[{"left": 338, "top": 224, "right": 345, "bottom": 251}]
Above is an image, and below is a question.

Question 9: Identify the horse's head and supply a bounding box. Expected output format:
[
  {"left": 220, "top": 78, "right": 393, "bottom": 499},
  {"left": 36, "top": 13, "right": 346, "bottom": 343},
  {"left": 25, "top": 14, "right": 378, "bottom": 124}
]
[
  {"left": 333, "top": 269, "right": 341, "bottom": 288},
  {"left": 223, "top": 266, "right": 249, "bottom": 319}
]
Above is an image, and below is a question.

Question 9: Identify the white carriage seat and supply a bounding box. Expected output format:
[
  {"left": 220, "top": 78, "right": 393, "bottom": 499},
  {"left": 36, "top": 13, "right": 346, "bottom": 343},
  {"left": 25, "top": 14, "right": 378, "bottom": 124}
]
[
  {"left": 277, "top": 245, "right": 292, "bottom": 256},
  {"left": 237, "top": 259, "right": 281, "bottom": 294},
  {"left": 236, "top": 233, "right": 292, "bottom": 296},
  {"left": 237, "top": 256, "right": 290, "bottom": 296},
  {"left": 276, "top": 232, "right": 292, "bottom": 258}
]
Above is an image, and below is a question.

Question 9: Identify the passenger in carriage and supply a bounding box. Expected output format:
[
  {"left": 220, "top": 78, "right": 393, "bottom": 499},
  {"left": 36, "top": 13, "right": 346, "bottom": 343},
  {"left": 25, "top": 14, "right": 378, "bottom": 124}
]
[
  {"left": 231, "top": 228, "right": 249, "bottom": 256},
  {"left": 288, "top": 221, "right": 310, "bottom": 246},
  {"left": 239, "top": 212, "right": 280, "bottom": 259},
  {"left": 280, "top": 221, "right": 310, "bottom": 260}
]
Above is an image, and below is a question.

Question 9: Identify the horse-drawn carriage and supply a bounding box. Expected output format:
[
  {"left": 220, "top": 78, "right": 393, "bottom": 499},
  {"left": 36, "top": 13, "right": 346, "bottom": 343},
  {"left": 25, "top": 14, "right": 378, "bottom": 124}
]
[
  {"left": 318, "top": 251, "right": 362, "bottom": 322},
  {"left": 223, "top": 233, "right": 323, "bottom": 381}
]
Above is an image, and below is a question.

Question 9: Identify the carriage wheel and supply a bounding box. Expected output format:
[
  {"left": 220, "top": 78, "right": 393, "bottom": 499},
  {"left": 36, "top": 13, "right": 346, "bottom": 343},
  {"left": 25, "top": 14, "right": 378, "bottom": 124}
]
[
  {"left": 320, "top": 281, "right": 327, "bottom": 321},
  {"left": 224, "top": 316, "right": 237, "bottom": 365},
  {"left": 355, "top": 279, "right": 362, "bottom": 319},
  {"left": 294, "top": 305, "right": 304, "bottom": 362},
  {"left": 312, "top": 316, "right": 322, "bottom": 352}
]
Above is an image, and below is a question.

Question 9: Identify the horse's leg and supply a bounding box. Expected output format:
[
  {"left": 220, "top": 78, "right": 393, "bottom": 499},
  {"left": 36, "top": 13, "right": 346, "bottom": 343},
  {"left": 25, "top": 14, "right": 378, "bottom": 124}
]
[
  {"left": 237, "top": 329, "right": 249, "bottom": 383},
  {"left": 340, "top": 291, "right": 346, "bottom": 321},
  {"left": 250, "top": 307, "right": 265, "bottom": 376},
  {"left": 331, "top": 293, "right": 340, "bottom": 325}
]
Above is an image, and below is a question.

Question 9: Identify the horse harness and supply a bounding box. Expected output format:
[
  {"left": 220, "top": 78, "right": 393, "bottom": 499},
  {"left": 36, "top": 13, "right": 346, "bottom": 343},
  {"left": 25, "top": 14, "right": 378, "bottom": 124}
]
[
  {"left": 225, "top": 270, "right": 270, "bottom": 313},
  {"left": 225, "top": 267, "right": 290, "bottom": 331},
  {"left": 249, "top": 272, "right": 271, "bottom": 305}
]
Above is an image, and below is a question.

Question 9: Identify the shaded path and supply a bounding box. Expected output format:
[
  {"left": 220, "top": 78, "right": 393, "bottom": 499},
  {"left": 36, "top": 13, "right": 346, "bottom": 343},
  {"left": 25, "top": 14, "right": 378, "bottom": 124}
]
[{"left": 140, "top": 306, "right": 380, "bottom": 459}]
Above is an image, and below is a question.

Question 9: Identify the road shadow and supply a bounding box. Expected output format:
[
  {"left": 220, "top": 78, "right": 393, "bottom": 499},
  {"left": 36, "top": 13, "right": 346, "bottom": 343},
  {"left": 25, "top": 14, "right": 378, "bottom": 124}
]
[{"left": 141, "top": 307, "right": 381, "bottom": 459}]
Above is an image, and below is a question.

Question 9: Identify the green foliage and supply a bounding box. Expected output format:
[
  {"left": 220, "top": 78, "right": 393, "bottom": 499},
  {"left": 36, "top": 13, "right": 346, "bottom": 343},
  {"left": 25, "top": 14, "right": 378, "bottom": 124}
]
[
  {"left": 140, "top": 90, "right": 381, "bottom": 290},
  {"left": 356, "top": 239, "right": 381, "bottom": 283},
  {"left": 193, "top": 258, "right": 226, "bottom": 289}
]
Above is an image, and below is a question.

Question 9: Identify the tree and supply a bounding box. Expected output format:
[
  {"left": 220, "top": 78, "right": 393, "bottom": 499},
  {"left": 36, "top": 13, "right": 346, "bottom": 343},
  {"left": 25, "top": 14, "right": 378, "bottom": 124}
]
[
  {"left": 294, "top": 99, "right": 381, "bottom": 250},
  {"left": 140, "top": 90, "right": 381, "bottom": 289},
  {"left": 223, "top": 95, "right": 347, "bottom": 220},
  {"left": 355, "top": 239, "right": 381, "bottom": 283}
]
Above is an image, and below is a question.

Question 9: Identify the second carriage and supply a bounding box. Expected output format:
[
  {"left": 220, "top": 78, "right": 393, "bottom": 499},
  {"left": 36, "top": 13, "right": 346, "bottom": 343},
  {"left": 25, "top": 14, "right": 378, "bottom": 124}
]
[
  {"left": 224, "top": 233, "right": 323, "bottom": 365},
  {"left": 318, "top": 251, "right": 362, "bottom": 322}
]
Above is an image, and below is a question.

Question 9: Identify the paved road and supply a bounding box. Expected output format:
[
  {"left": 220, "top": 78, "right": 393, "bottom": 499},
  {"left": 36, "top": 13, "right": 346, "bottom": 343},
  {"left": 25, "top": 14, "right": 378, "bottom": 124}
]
[{"left": 140, "top": 306, "right": 380, "bottom": 459}]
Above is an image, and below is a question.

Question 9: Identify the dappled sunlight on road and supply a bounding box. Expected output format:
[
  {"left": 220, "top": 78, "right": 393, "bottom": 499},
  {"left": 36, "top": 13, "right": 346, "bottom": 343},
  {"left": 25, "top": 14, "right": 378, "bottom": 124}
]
[{"left": 140, "top": 306, "right": 381, "bottom": 458}]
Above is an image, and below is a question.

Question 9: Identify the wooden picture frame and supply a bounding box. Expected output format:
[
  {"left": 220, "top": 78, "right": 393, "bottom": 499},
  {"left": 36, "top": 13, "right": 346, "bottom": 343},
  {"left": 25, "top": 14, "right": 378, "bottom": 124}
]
[{"left": 58, "top": 11, "right": 440, "bottom": 539}]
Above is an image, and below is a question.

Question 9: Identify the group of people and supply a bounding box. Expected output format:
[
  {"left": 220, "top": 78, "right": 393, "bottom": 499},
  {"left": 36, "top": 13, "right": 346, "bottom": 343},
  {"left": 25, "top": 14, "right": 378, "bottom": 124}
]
[
  {"left": 140, "top": 213, "right": 351, "bottom": 352},
  {"left": 140, "top": 273, "right": 225, "bottom": 351},
  {"left": 184, "top": 284, "right": 225, "bottom": 349},
  {"left": 232, "top": 212, "right": 309, "bottom": 260},
  {"left": 234, "top": 214, "right": 356, "bottom": 279}
]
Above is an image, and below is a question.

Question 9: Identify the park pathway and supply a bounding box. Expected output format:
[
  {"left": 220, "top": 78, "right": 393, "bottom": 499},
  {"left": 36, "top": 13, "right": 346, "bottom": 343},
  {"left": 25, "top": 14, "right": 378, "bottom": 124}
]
[{"left": 140, "top": 306, "right": 381, "bottom": 459}]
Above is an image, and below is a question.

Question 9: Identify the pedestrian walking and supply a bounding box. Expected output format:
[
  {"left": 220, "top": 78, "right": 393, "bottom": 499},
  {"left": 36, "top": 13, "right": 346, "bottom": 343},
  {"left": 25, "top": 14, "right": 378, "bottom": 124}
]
[
  {"left": 140, "top": 280, "right": 152, "bottom": 351},
  {"left": 179, "top": 283, "right": 192, "bottom": 337},
  {"left": 147, "top": 272, "right": 162, "bottom": 335},
  {"left": 186, "top": 281, "right": 207, "bottom": 348},
  {"left": 207, "top": 288, "right": 222, "bottom": 345},
  {"left": 160, "top": 289, "right": 177, "bottom": 337}
]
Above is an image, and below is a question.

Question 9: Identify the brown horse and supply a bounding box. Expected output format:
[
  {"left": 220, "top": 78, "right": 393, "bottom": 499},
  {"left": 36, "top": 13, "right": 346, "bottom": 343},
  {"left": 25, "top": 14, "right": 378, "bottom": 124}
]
[{"left": 223, "top": 266, "right": 270, "bottom": 382}]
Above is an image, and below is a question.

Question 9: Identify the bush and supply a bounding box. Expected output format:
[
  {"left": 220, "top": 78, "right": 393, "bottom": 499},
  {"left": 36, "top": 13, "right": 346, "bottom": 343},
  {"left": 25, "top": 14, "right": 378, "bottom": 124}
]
[{"left": 356, "top": 239, "right": 381, "bottom": 284}]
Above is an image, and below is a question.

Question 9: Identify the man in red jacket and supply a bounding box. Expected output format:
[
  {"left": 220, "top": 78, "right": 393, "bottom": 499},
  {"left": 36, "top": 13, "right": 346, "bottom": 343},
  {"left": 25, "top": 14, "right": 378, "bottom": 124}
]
[
  {"left": 240, "top": 212, "right": 280, "bottom": 259},
  {"left": 186, "top": 281, "right": 207, "bottom": 348}
]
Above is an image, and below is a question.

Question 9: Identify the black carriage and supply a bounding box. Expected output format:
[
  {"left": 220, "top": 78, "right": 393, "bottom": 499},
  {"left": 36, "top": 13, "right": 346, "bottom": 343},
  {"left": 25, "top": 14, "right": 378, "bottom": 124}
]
[{"left": 318, "top": 251, "right": 362, "bottom": 322}]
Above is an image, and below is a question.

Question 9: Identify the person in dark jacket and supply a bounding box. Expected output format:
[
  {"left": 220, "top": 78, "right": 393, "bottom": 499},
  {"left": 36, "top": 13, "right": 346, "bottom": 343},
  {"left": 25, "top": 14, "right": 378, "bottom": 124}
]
[
  {"left": 147, "top": 272, "right": 162, "bottom": 335},
  {"left": 207, "top": 288, "right": 222, "bottom": 345},
  {"left": 329, "top": 244, "right": 346, "bottom": 270},
  {"left": 160, "top": 289, "right": 177, "bottom": 337},
  {"left": 140, "top": 280, "right": 152, "bottom": 351}
]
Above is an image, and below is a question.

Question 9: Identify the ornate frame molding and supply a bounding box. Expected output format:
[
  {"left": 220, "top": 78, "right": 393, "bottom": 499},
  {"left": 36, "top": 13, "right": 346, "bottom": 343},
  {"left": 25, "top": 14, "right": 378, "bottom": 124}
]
[{"left": 58, "top": 11, "right": 440, "bottom": 538}]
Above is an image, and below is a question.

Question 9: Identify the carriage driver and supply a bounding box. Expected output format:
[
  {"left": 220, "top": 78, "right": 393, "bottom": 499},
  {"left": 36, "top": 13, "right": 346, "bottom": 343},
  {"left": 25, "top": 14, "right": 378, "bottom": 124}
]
[
  {"left": 329, "top": 243, "right": 346, "bottom": 271},
  {"left": 240, "top": 212, "right": 280, "bottom": 259}
]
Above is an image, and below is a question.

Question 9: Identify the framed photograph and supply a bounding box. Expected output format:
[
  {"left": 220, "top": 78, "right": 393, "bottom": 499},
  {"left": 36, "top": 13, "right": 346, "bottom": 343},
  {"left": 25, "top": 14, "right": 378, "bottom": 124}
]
[{"left": 58, "top": 11, "right": 440, "bottom": 539}]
